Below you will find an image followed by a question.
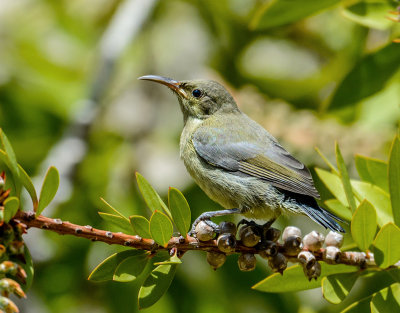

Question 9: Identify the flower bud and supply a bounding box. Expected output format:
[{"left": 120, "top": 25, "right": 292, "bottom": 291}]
[
  {"left": 298, "top": 251, "right": 316, "bottom": 269},
  {"left": 195, "top": 221, "right": 215, "bottom": 241},
  {"left": 264, "top": 227, "right": 281, "bottom": 242},
  {"left": 219, "top": 221, "right": 237, "bottom": 235},
  {"left": 259, "top": 241, "right": 278, "bottom": 258},
  {"left": 303, "top": 231, "right": 324, "bottom": 251},
  {"left": 217, "top": 233, "right": 236, "bottom": 253},
  {"left": 240, "top": 226, "right": 260, "bottom": 247},
  {"left": 324, "top": 246, "right": 341, "bottom": 263},
  {"left": 206, "top": 252, "right": 226, "bottom": 270},
  {"left": 282, "top": 226, "right": 302, "bottom": 241},
  {"left": 324, "top": 231, "right": 344, "bottom": 248},
  {"left": 303, "top": 261, "right": 321, "bottom": 281},
  {"left": 268, "top": 253, "right": 287, "bottom": 274},
  {"left": 238, "top": 253, "right": 257, "bottom": 271}
]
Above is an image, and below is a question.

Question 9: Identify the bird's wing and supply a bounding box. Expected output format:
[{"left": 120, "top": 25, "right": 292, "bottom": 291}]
[{"left": 192, "top": 119, "right": 320, "bottom": 199}]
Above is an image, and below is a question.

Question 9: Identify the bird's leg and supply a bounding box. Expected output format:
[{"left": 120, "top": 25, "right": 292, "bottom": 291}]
[{"left": 189, "top": 208, "right": 241, "bottom": 237}]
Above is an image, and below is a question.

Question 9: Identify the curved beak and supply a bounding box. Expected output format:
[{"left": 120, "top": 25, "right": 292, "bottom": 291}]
[{"left": 138, "top": 75, "right": 188, "bottom": 99}]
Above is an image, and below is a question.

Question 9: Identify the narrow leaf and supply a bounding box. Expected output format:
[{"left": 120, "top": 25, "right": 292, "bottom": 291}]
[
  {"left": 130, "top": 215, "right": 151, "bottom": 239},
  {"left": 36, "top": 166, "right": 59, "bottom": 215},
  {"left": 324, "top": 199, "right": 352, "bottom": 221},
  {"left": 136, "top": 173, "right": 171, "bottom": 218},
  {"left": 370, "top": 283, "right": 400, "bottom": 313},
  {"left": 388, "top": 135, "right": 400, "bottom": 227},
  {"left": 315, "top": 147, "right": 339, "bottom": 175},
  {"left": 99, "top": 198, "right": 127, "bottom": 219},
  {"left": 168, "top": 187, "right": 191, "bottom": 237},
  {"left": 98, "top": 212, "right": 133, "bottom": 235},
  {"left": 113, "top": 253, "right": 148, "bottom": 282},
  {"left": 17, "top": 164, "right": 38, "bottom": 210},
  {"left": 315, "top": 168, "right": 349, "bottom": 208},
  {"left": 88, "top": 250, "right": 145, "bottom": 282},
  {"left": 21, "top": 245, "right": 34, "bottom": 291},
  {"left": 322, "top": 272, "right": 359, "bottom": 304},
  {"left": 351, "top": 200, "right": 377, "bottom": 251},
  {"left": 3, "top": 197, "right": 19, "bottom": 223},
  {"left": 138, "top": 264, "right": 177, "bottom": 309},
  {"left": 341, "top": 295, "right": 373, "bottom": 313},
  {"left": 252, "top": 264, "right": 358, "bottom": 293},
  {"left": 336, "top": 143, "right": 357, "bottom": 212},
  {"left": 0, "top": 130, "right": 20, "bottom": 194},
  {"left": 250, "top": 0, "right": 339, "bottom": 30},
  {"left": 149, "top": 211, "right": 173, "bottom": 246},
  {"left": 154, "top": 254, "right": 182, "bottom": 266},
  {"left": 355, "top": 155, "right": 388, "bottom": 192},
  {"left": 373, "top": 223, "right": 400, "bottom": 268},
  {"left": 352, "top": 181, "right": 393, "bottom": 227},
  {"left": 329, "top": 43, "right": 400, "bottom": 110}
]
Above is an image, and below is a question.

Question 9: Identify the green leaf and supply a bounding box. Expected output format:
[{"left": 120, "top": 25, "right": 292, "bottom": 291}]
[
  {"left": 88, "top": 250, "right": 146, "bottom": 282},
  {"left": 99, "top": 198, "right": 126, "bottom": 219},
  {"left": 315, "top": 147, "right": 339, "bottom": 175},
  {"left": 352, "top": 181, "right": 393, "bottom": 227},
  {"left": 329, "top": 43, "right": 400, "bottom": 110},
  {"left": 322, "top": 272, "right": 359, "bottom": 304},
  {"left": 98, "top": 212, "right": 133, "bottom": 235},
  {"left": 17, "top": 164, "right": 38, "bottom": 210},
  {"left": 154, "top": 254, "right": 182, "bottom": 266},
  {"left": 252, "top": 263, "right": 358, "bottom": 293},
  {"left": 0, "top": 130, "right": 20, "bottom": 194},
  {"left": 136, "top": 173, "right": 171, "bottom": 218},
  {"left": 342, "top": 0, "right": 396, "bottom": 30},
  {"left": 36, "top": 166, "right": 59, "bottom": 216},
  {"left": 21, "top": 245, "right": 34, "bottom": 292},
  {"left": 351, "top": 200, "right": 377, "bottom": 251},
  {"left": 370, "top": 283, "right": 400, "bottom": 313},
  {"left": 389, "top": 135, "right": 400, "bottom": 227},
  {"left": 3, "top": 197, "right": 19, "bottom": 223},
  {"left": 138, "top": 264, "right": 177, "bottom": 309},
  {"left": 149, "top": 211, "right": 173, "bottom": 247},
  {"left": 325, "top": 199, "right": 352, "bottom": 221},
  {"left": 315, "top": 168, "right": 349, "bottom": 207},
  {"left": 130, "top": 215, "right": 151, "bottom": 239},
  {"left": 355, "top": 155, "right": 388, "bottom": 192},
  {"left": 250, "top": 0, "right": 339, "bottom": 30},
  {"left": 168, "top": 187, "right": 191, "bottom": 237},
  {"left": 336, "top": 143, "right": 357, "bottom": 213},
  {"left": 113, "top": 253, "right": 148, "bottom": 282},
  {"left": 373, "top": 223, "right": 400, "bottom": 268},
  {"left": 341, "top": 295, "right": 373, "bottom": 313}
]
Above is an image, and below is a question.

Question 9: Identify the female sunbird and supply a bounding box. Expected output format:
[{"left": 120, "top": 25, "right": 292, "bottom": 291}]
[{"left": 139, "top": 75, "right": 345, "bottom": 234}]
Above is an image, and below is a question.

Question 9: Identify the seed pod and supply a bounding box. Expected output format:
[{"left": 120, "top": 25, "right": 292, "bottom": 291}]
[
  {"left": 206, "top": 252, "right": 226, "bottom": 270},
  {"left": 0, "top": 278, "right": 26, "bottom": 298},
  {"left": 282, "top": 226, "right": 302, "bottom": 242},
  {"left": 238, "top": 253, "right": 257, "bottom": 271},
  {"left": 217, "top": 233, "right": 236, "bottom": 253},
  {"left": 324, "top": 246, "right": 341, "bottom": 263},
  {"left": 219, "top": 221, "right": 237, "bottom": 235},
  {"left": 264, "top": 227, "right": 281, "bottom": 242},
  {"left": 0, "top": 296, "right": 19, "bottom": 313},
  {"left": 283, "top": 236, "right": 303, "bottom": 256},
  {"left": 268, "top": 253, "right": 287, "bottom": 274},
  {"left": 303, "top": 261, "right": 321, "bottom": 281},
  {"left": 303, "top": 231, "right": 325, "bottom": 251},
  {"left": 195, "top": 221, "right": 215, "bottom": 241},
  {"left": 324, "top": 231, "right": 344, "bottom": 248},
  {"left": 240, "top": 226, "right": 260, "bottom": 247},
  {"left": 259, "top": 241, "right": 278, "bottom": 258},
  {"left": 298, "top": 251, "right": 316, "bottom": 269}
]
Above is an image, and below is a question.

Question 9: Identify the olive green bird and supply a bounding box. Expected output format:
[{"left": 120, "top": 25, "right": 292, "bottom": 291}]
[{"left": 139, "top": 75, "right": 345, "bottom": 234}]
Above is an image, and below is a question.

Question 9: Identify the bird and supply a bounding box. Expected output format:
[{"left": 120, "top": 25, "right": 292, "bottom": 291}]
[{"left": 138, "top": 75, "right": 345, "bottom": 235}]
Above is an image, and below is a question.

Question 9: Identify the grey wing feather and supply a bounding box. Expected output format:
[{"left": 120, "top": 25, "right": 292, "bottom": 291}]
[{"left": 192, "top": 115, "right": 320, "bottom": 199}]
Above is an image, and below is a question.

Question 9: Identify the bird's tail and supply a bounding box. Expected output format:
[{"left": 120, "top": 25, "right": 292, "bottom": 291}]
[{"left": 300, "top": 203, "right": 346, "bottom": 233}]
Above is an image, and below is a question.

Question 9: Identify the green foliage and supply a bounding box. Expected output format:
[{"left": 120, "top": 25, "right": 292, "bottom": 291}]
[
  {"left": 98, "top": 212, "right": 133, "bottom": 235},
  {"left": 321, "top": 272, "right": 359, "bottom": 304},
  {"left": 36, "top": 166, "right": 59, "bottom": 216},
  {"left": 351, "top": 200, "right": 377, "bottom": 251},
  {"left": 373, "top": 223, "right": 400, "bottom": 269},
  {"left": 130, "top": 215, "right": 151, "bottom": 239},
  {"left": 355, "top": 155, "right": 388, "bottom": 192},
  {"left": 0, "top": 130, "right": 21, "bottom": 195},
  {"left": 149, "top": 211, "right": 173, "bottom": 247},
  {"left": 168, "top": 187, "right": 191, "bottom": 237},
  {"left": 3, "top": 197, "right": 19, "bottom": 223},
  {"left": 389, "top": 135, "right": 400, "bottom": 226},
  {"left": 336, "top": 142, "right": 357, "bottom": 212}
]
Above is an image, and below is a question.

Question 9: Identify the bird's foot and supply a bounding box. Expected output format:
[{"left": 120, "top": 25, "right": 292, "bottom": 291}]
[{"left": 189, "top": 213, "right": 220, "bottom": 237}]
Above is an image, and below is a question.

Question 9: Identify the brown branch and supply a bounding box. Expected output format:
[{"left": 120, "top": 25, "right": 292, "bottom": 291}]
[{"left": 14, "top": 211, "right": 377, "bottom": 268}]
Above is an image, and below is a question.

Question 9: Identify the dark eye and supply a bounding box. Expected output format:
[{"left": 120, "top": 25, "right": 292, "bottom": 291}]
[{"left": 192, "top": 89, "right": 202, "bottom": 98}]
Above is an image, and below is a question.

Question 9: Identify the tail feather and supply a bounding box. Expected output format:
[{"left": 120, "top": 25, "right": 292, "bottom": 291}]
[{"left": 301, "top": 204, "right": 345, "bottom": 233}]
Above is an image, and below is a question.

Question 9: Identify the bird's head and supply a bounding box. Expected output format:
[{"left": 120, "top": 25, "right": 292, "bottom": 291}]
[{"left": 139, "top": 75, "right": 238, "bottom": 122}]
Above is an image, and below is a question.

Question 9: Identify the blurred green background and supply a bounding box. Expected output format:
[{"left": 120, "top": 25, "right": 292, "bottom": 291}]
[{"left": 0, "top": 0, "right": 399, "bottom": 312}]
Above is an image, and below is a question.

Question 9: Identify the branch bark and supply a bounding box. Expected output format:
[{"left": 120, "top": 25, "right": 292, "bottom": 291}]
[{"left": 14, "top": 211, "right": 378, "bottom": 268}]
